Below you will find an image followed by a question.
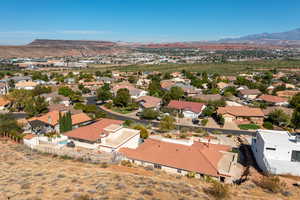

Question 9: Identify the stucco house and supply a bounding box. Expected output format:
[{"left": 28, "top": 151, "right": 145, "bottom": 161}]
[
  {"left": 217, "top": 106, "right": 264, "bottom": 125},
  {"left": 65, "top": 118, "right": 140, "bottom": 152},
  {"left": 28, "top": 111, "right": 92, "bottom": 134},
  {"left": 167, "top": 100, "right": 206, "bottom": 119},
  {"left": 239, "top": 89, "right": 261, "bottom": 100},
  {"left": 252, "top": 130, "right": 300, "bottom": 176},
  {"left": 257, "top": 94, "right": 289, "bottom": 106},
  {"left": 120, "top": 138, "right": 240, "bottom": 183},
  {"left": 136, "top": 95, "right": 162, "bottom": 111}
]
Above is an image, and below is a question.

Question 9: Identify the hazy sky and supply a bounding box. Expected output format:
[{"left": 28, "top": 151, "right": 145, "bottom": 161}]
[{"left": 1, "top": 0, "right": 300, "bottom": 45}]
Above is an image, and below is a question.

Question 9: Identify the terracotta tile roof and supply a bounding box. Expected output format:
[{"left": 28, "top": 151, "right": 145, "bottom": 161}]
[
  {"left": 65, "top": 118, "right": 124, "bottom": 142},
  {"left": 23, "top": 134, "right": 36, "bottom": 140},
  {"left": 258, "top": 94, "right": 288, "bottom": 103},
  {"left": 160, "top": 80, "right": 175, "bottom": 89},
  {"left": 193, "top": 94, "right": 223, "bottom": 102},
  {"left": 28, "top": 111, "right": 91, "bottom": 126},
  {"left": 120, "top": 139, "right": 231, "bottom": 177},
  {"left": 167, "top": 100, "right": 205, "bottom": 113},
  {"left": 263, "top": 107, "right": 294, "bottom": 117},
  {"left": 0, "top": 97, "right": 10, "bottom": 107},
  {"left": 136, "top": 96, "right": 161, "bottom": 108},
  {"left": 276, "top": 90, "right": 299, "bottom": 98},
  {"left": 217, "top": 106, "right": 264, "bottom": 117},
  {"left": 239, "top": 89, "right": 261, "bottom": 95}
]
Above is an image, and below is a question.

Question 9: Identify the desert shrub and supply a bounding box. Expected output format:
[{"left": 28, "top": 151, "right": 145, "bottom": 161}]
[
  {"left": 140, "top": 189, "right": 153, "bottom": 196},
  {"left": 100, "top": 162, "right": 108, "bottom": 168},
  {"left": 263, "top": 121, "right": 274, "bottom": 130},
  {"left": 206, "top": 181, "right": 230, "bottom": 199},
  {"left": 121, "top": 160, "right": 133, "bottom": 167},
  {"left": 74, "top": 194, "right": 92, "bottom": 200},
  {"left": 104, "top": 101, "right": 113, "bottom": 109},
  {"left": 186, "top": 171, "right": 196, "bottom": 178},
  {"left": 124, "top": 119, "right": 134, "bottom": 127},
  {"left": 256, "top": 176, "right": 286, "bottom": 193},
  {"left": 201, "top": 119, "right": 208, "bottom": 126}
]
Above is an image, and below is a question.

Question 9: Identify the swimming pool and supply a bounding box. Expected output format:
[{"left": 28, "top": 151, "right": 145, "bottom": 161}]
[{"left": 58, "top": 140, "right": 68, "bottom": 145}]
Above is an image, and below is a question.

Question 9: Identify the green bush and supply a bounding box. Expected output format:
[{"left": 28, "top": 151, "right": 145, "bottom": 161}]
[
  {"left": 186, "top": 171, "right": 196, "bottom": 178},
  {"left": 201, "top": 119, "right": 208, "bottom": 126},
  {"left": 238, "top": 123, "right": 260, "bottom": 130},
  {"left": 140, "top": 108, "right": 159, "bottom": 120},
  {"left": 121, "top": 160, "right": 133, "bottom": 167},
  {"left": 263, "top": 121, "right": 274, "bottom": 130}
]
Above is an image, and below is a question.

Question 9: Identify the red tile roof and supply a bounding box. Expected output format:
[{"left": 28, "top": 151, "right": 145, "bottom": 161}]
[
  {"left": 65, "top": 118, "right": 124, "bottom": 142},
  {"left": 258, "top": 94, "right": 288, "bottom": 103},
  {"left": 120, "top": 139, "right": 231, "bottom": 177},
  {"left": 239, "top": 89, "right": 261, "bottom": 95},
  {"left": 167, "top": 100, "right": 205, "bottom": 113}
]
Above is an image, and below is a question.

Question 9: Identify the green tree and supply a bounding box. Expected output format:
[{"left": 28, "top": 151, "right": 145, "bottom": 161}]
[
  {"left": 291, "top": 106, "right": 300, "bottom": 129},
  {"left": 0, "top": 114, "right": 22, "bottom": 141},
  {"left": 148, "top": 80, "right": 163, "bottom": 97},
  {"left": 59, "top": 111, "right": 72, "bottom": 133},
  {"left": 289, "top": 93, "right": 300, "bottom": 108},
  {"left": 268, "top": 109, "right": 290, "bottom": 127},
  {"left": 24, "top": 96, "right": 49, "bottom": 117},
  {"left": 140, "top": 108, "right": 159, "bottom": 120},
  {"left": 170, "top": 86, "right": 184, "bottom": 100},
  {"left": 133, "top": 124, "right": 149, "bottom": 139},
  {"left": 159, "top": 115, "right": 175, "bottom": 132},
  {"left": 113, "top": 88, "right": 131, "bottom": 107},
  {"left": 58, "top": 86, "right": 74, "bottom": 97},
  {"left": 97, "top": 83, "right": 112, "bottom": 102}
]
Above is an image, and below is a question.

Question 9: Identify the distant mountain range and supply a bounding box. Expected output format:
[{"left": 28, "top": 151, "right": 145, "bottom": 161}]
[{"left": 218, "top": 28, "right": 300, "bottom": 45}]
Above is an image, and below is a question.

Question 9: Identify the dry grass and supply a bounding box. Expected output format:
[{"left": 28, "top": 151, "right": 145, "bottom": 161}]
[{"left": 0, "top": 139, "right": 299, "bottom": 200}]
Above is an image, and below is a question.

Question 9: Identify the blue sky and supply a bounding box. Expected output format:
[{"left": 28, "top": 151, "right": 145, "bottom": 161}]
[{"left": 1, "top": 0, "right": 300, "bottom": 45}]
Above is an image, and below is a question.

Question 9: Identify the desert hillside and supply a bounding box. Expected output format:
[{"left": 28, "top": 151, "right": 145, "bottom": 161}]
[{"left": 0, "top": 139, "right": 299, "bottom": 200}]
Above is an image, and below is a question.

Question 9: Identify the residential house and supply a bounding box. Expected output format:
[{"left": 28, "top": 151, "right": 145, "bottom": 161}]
[
  {"left": 257, "top": 94, "right": 289, "bottom": 106},
  {"left": 112, "top": 82, "right": 148, "bottom": 99},
  {"left": 217, "top": 106, "right": 264, "bottom": 125},
  {"left": 167, "top": 100, "right": 206, "bottom": 119},
  {"left": 41, "top": 92, "right": 70, "bottom": 106},
  {"left": 65, "top": 118, "right": 140, "bottom": 152},
  {"left": 263, "top": 107, "right": 294, "bottom": 118},
  {"left": 120, "top": 138, "right": 239, "bottom": 183},
  {"left": 239, "top": 89, "right": 261, "bottom": 100},
  {"left": 252, "top": 130, "right": 300, "bottom": 176},
  {"left": 15, "top": 81, "right": 38, "bottom": 90},
  {"left": 136, "top": 96, "right": 162, "bottom": 111},
  {"left": 28, "top": 111, "right": 92, "bottom": 134},
  {"left": 193, "top": 94, "right": 223, "bottom": 102},
  {"left": 276, "top": 90, "right": 299, "bottom": 98}
]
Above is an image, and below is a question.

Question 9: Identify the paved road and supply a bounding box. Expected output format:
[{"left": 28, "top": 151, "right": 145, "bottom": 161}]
[{"left": 98, "top": 105, "right": 256, "bottom": 136}]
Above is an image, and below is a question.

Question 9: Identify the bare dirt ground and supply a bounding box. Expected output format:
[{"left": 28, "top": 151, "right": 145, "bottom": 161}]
[{"left": 0, "top": 138, "right": 300, "bottom": 200}]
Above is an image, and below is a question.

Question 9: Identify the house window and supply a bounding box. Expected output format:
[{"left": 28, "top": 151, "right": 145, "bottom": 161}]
[
  {"left": 177, "top": 169, "right": 181, "bottom": 174},
  {"left": 291, "top": 151, "right": 300, "bottom": 162},
  {"left": 266, "top": 147, "right": 276, "bottom": 151},
  {"left": 154, "top": 164, "right": 162, "bottom": 169}
]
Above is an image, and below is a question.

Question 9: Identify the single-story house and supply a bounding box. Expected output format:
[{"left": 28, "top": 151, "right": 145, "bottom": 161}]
[
  {"left": 112, "top": 83, "right": 148, "bottom": 99},
  {"left": 193, "top": 94, "right": 223, "bottom": 102},
  {"left": 65, "top": 118, "right": 140, "bottom": 152},
  {"left": 239, "top": 89, "right": 261, "bottom": 100},
  {"left": 120, "top": 138, "right": 239, "bottom": 183},
  {"left": 276, "top": 90, "right": 299, "bottom": 98},
  {"left": 217, "top": 106, "right": 264, "bottom": 125},
  {"left": 167, "top": 100, "right": 206, "bottom": 119},
  {"left": 15, "top": 81, "right": 38, "bottom": 90},
  {"left": 28, "top": 111, "right": 92, "bottom": 134},
  {"left": 136, "top": 95, "right": 162, "bottom": 111},
  {"left": 263, "top": 107, "right": 294, "bottom": 118},
  {"left": 257, "top": 94, "right": 289, "bottom": 106},
  {"left": 41, "top": 92, "right": 70, "bottom": 106}
]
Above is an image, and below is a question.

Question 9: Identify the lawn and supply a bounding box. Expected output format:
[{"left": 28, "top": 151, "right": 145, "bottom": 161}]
[{"left": 238, "top": 123, "right": 260, "bottom": 130}]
